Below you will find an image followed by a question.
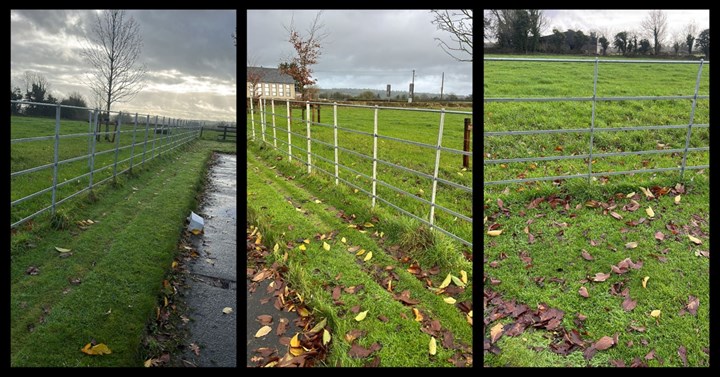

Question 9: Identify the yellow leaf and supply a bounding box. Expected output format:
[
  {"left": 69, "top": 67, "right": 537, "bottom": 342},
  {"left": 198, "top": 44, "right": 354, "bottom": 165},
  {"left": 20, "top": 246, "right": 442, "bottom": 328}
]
[
  {"left": 299, "top": 244, "right": 307, "bottom": 251},
  {"left": 323, "top": 329, "right": 331, "bottom": 345},
  {"left": 356, "top": 249, "right": 366, "bottom": 256},
  {"left": 363, "top": 251, "right": 373, "bottom": 262},
  {"left": 355, "top": 310, "right": 368, "bottom": 321},
  {"left": 438, "top": 273, "right": 452, "bottom": 289},
  {"left": 341, "top": 237, "right": 347, "bottom": 244},
  {"left": 429, "top": 336, "right": 437, "bottom": 355},
  {"left": 468, "top": 310, "right": 473, "bottom": 318},
  {"left": 639, "top": 186, "right": 655, "bottom": 199},
  {"left": 289, "top": 347, "right": 304, "bottom": 356},
  {"left": 303, "top": 239, "right": 310, "bottom": 244},
  {"left": 650, "top": 310, "right": 661, "bottom": 318},
  {"left": 283, "top": 252, "right": 288, "bottom": 262},
  {"left": 171, "top": 261, "right": 178, "bottom": 269},
  {"left": 309, "top": 318, "right": 327, "bottom": 334},
  {"left": 412, "top": 307, "right": 423, "bottom": 322},
  {"left": 314, "top": 199, "right": 322, "bottom": 204},
  {"left": 625, "top": 242, "right": 638, "bottom": 249},
  {"left": 55, "top": 247, "right": 72, "bottom": 253},
  {"left": 144, "top": 359, "right": 153, "bottom": 367},
  {"left": 250, "top": 227, "right": 258, "bottom": 237},
  {"left": 380, "top": 232, "right": 384, "bottom": 238},
  {"left": 457, "top": 172, "right": 463, "bottom": 176},
  {"left": 675, "top": 195, "right": 681, "bottom": 204},
  {"left": 443, "top": 297, "right": 456, "bottom": 304},
  {"left": 348, "top": 224, "right": 357, "bottom": 228},
  {"left": 81, "top": 343, "right": 112, "bottom": 355},
  {"left": 646, "top": 206, "right": 655, "bottom": 218},
  {"left": 273, "top": 243, "right": 279, "bottom": 253},
  {"left": 290, "top": 333, "right": 301, "bottom": 347},
  {"left": 323, "top": 242, "right": 331, "bottom": 251},
  {"left": 364, "top": 222, "right": 374, "bottom": 228},
  {"left": 297, "top": 306, "right": 310, "bottom": 317},
  {"left": 487, "top": 230, "right": 502, "bottom": 237},
  {"left": 255, "top": 325, "right": 272, "bottom": 337},
  {"left": 222, "top": 307, "right": 233, "bottom": 314},
  {"left": 626, "top": 192, "right": 636, "bottom": 198},
  {"left": 320, "top": 234, "right": 327, "bottom": 240},
  {"left": 688, "top": 235, "right": 702, "bottom": 245},
  {"left": 264, "top": 361, "right": 278, "bottom": 367},
  {"left": 642, "top": 276, "right": 650, "bottom": 289},
  {"left": 86, "top": 219, "right": 94, "bottom": 224},
  {"left": 451, "top": 275, "right": 466, "bottom": 287},
  {"left": 460, "top": 270, "right": 468, "bottom": 284},
  {"left": 358, "top": 230, "right": 366, "bottom": 234},
  {"left": 163, "top": 296, "right": 168, "bottom": 307},
  {"left": 353, "top": 189, "right": 359, "bottom": 193},
  {"left": 387, "top": 279, "right": 392, "bottom": 291}
]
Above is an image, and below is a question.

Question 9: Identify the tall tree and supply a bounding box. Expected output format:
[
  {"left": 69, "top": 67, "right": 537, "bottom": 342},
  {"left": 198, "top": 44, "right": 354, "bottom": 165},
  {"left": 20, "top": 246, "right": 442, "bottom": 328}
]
[
  {"left": 550, "top": 29, "right": 566, "bottom": 53},
  {"left": 431, "top": 10, "right": 473, "bottom": 61},
  {"left": 22, "top": 72, "right": 55, "bottom": 116},
  {"left": 60, "top": 92, "right": 89, "bottom": 120},
  {"left": 685, "top": 21, "right": 698, "bottom": 55},
  {"left": 697, "top": 29, "right": 709, "bottom": 57},
  {"left": 278, "top": 12, "right": 327, "bottom": 101},
  {"left": 527, "top": 9, "right": 546, "bottom": 53},
  {"left": 10, "top": 85, "right": 23, "bottom": 114},
  {"left": 614, "top": 31, "right": 629, "bottom": 55},
  {"left": 81, "top": 10, "right": 147, "bottom": 142},
  {"left": 641, "top": 10, "right": 668, "bottom": 55},
  {"left": 599, "top": 36, "right": 610, "bottom": 56}
]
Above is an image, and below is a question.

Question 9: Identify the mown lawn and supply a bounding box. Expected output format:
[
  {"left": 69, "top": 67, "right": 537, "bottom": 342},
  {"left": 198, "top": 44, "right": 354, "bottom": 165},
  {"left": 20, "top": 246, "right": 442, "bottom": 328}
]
[{"left": 483, "top": 55, "right": 709, "bottom": 367}]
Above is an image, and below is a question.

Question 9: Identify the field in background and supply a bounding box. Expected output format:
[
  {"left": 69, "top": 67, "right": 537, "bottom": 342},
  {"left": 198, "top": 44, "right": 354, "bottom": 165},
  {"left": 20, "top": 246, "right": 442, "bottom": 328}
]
[
  {"left": 248, "top": 102, "right": 473, "bottom": 247},
  {"left": 484, "top": 56, "right": 709, "bottom": 193}
]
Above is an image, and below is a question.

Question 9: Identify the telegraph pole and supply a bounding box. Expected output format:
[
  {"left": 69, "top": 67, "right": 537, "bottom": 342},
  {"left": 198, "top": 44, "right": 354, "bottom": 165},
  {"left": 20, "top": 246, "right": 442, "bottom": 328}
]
[
  {"left": 409, "top": 69, "right": 415, "bottom": 103},
  {"left": 440, "top": 72, "right": 444, "bottom": 101}
]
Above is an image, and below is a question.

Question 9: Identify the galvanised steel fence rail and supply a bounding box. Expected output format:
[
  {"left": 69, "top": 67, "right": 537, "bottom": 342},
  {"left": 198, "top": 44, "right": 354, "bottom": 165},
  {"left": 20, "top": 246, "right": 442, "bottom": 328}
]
[
  {"left": 10, "top": 101, "right": 204, "bottom": 229},
  {"left": 483, "top": 57, "right": 710, "bottom": 186},
  {"left": 248, "top": 99, "right": 474, "bottom": 248}
]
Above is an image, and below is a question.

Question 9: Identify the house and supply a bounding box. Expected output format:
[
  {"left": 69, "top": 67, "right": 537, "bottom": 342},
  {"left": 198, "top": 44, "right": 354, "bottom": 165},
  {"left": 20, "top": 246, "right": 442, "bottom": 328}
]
[{"left": 246, "top": 66, "right": 296, "bottom": 100}]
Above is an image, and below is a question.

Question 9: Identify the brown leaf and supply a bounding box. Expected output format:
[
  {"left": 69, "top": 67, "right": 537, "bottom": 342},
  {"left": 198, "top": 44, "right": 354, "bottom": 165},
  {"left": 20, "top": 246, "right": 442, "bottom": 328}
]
[
  {"left": 26, "top": 266, "right": 40, "bottom": 275},
  {"left": 581, "top": 249, "right": 594, "bottom": 261},
  {"left": 644, "top": 349, "right": 655, "bottom": 360},
  {"left": 678, "top": 346, "right": 687, "bottom": 366},
  {"left": 257, "top": 315, "right": 273, "bottom": 325},
  {"left": 490, "top": 322, "right": 504, "bottom": 343},
  {"left": 594, "top": 336, "right": 615, "bottom": 351},
  {"left": 393, "top": 290, "right": 420, "bottom": 305},
  {"left": 610, "top": 212, "right": 623, "bottom": 220},
  {"left": 190, "top": 343, "right": 200, "bottom": 356},
  {"left": 593, "top": 272, "right": 611, "bottom": 282},
  {"left": 348, "top": 343, "right": 380, "bottom": 358},
  {"left": 654, "top": 231, "right": 665, "bottom": 241},
  {"left": 332, "top": 286, "right": 341, "bottom": 300},
  {"left": 276, "top": 318, "right": 288, "bottom": 336},
  {"left": 344, "top": 329, "right": 365, "bottom": 343},
  {"left": 377, "top": 315, "right": 388, "bottom": 323},
  {"left": 686, "top": 295, "right": 699, "bottom": 316},
  {"left": 622, "top": 296, "right": 637, "bottom": 311},
  {"left": 579, "top": 286, "right": 589, "bottom": 298}
]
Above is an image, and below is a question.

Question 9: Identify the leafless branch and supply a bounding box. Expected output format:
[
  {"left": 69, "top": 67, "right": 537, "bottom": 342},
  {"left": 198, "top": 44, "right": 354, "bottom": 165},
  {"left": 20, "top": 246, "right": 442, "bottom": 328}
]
[{"left": 431, "top": 9, "right": 473, "bottom": 62}]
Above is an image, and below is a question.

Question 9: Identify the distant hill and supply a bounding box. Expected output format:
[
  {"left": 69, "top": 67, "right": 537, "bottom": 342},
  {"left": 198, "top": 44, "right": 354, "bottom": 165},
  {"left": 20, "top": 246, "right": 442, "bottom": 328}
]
[{"left": 316, "top": 88, "right": 471, "bottom": 101}]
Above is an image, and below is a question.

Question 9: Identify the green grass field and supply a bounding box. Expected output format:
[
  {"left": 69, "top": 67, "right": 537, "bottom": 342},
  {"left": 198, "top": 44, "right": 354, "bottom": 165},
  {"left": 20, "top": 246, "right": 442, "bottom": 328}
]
[
  {"left": 247, "top": 102, "right": 473, "bottom": 246},
  {"left": 483, "top": 55, "right": 709, "bottom": 367}
]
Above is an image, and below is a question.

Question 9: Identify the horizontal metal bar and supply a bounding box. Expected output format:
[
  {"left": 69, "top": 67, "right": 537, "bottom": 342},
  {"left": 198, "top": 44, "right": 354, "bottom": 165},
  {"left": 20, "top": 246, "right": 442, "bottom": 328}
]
[
  {"left": 11, "top": 185, "right": 53, "bottom": 206},
  {"left": 11, "top": 162, "right": 54, "bottom": 178},
  {"left": 54, "top": 186, "right": 91, "bottom": 205},
  {"left": 484, "top": 166, "right": 695, "bottom": 186},
  {"left": 376, "top": 133, "right": 437, "bottom": 150},
  {"left": 439, "top": 146, "right": 472, "bottom": 156},
  {"left": 484, "top": 57, "right": 710, "bottom": 64},
  {"left": 484, "top": 124, "right": 709, "bottom": 136},
  {"left": 485, "top": 154, "right": 588, "bottom": 164},
  {"left": 376, "top": 157, "right": 435, "bottom": 181},
  {"left": 10, "top": 135, "right": 55, "bottom": 143},
  {"left": 435, "top": 176, "right": 472, "bottom": 193},
  {"left": 484, "top": 95, "right": 708, "bottom": 103},
  {"left": 11, "top": 206, "right": 51, "bottom": 228},
  {"left": 431, "top": 201, "right": 473, "bottom": 223},
  {"left": 484, "top": 147, "right": 708, "bottom": 165},
  {"left": 336, "top": 144, "right": 374, "bottom": 161},
  {"left": 375, "top": 177, "right": 435, "bottom": 207},
  {"left": 282, "top": 100, "right": 472, "bottom": 114}
]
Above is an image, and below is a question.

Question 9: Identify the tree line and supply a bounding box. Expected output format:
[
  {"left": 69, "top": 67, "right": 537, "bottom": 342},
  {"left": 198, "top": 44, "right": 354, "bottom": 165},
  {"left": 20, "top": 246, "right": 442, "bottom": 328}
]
[
  {"left": 11, "top": 72, "right": 88, "bottom": 120},
  {"left": 484, "top": 10, "right": 709, "bottom": 58}
]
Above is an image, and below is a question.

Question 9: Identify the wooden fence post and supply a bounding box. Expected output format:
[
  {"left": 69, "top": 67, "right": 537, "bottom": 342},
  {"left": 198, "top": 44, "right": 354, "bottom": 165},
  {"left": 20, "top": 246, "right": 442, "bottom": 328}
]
[{"left": 463, "top": 118, "right": 472, "bottom": 169}]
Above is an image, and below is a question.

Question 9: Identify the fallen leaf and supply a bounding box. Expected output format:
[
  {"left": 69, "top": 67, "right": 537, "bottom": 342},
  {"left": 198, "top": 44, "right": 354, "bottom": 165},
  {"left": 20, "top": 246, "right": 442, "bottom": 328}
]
[
  {"left": 348, "top": 343, "right": 380, "bottom": 358},
  {"left": 645, "top": 349, "right": 656, "bottom": 360},
  {"left": 678, "top": 346, "right": 688, "bottom": 366},
  {"left": 303, "top": 239, "right": 310, "bottom": 244},
  {"left": 639, "top": 186, "right": 655, "bottom": 199},
  {"left": 273, "top": 243, "right": 279, "bottom": 253},
  {"left": 355, "top": 310, "right": 368, "bottom": 321},
  {"left": 610, "top": 212, "right": 623, "bottom": 220},
  {"left": 309, "top": 318, "right": 327, "bottom": 334},
  {"left": 581, "top": 249, "right": 594, "bottom": 261},
  {"left": 171, "top": 261, "right": 178, "bottom": 269},
  {"left": 189, "top": 343, "right": 201, "bottom": 356},
  {"left": 450, "top": 275, "right": 466, "bottom": 287},
  {"left": 622, "top": 296, "right": 637, "bottom": 311},
  {"left": 655, "top": 232, "right": 665, "bottom": 241},
  {"left": 26, "top": 266, "right": 40, "bottom": 275},
  {"left": 490, "top": 323, "right": 504, "bottom": 343},
  {"left": 593, "top": 272, "right": 611, "bottom": 282},
  {"left": 674, "top": 195, "right": 681, "bottom": 204},
  {"left": 144, "top": 359, "right": 153, "bottom": 367},
  {"left": 355, "top": 249, "right": 366, "bottom": 256},
  {"left": 626, "top": 192, "right": 636, "bottom": 198},
  {"left": 579, "top": 286, "right": 589, "bottom": 298},
  {"left": 646, "top": 207, "right": 655, "bottom": 218},
  {"left": 650, "top": 310, "right": 661, "bottom": 318},
  {"left": 55, "top": 247, "right": 72, "bottom": 253},
  {"left": 290, "top": 333, "right": 301, "bottom": 347},
  {"left": 429, "top": 336, "right": 437, "bottom": 355},
  {"left": 299, "top": 244, "right": 307, "bottom": 251},
  {"left": 438, "top": 273, "right": 452, "bottom": 289},
  {"left": 341, "top": 237, "right": 347, "bottom": 243},
  {"left": 363, "top": 251, "right": 373, "bottom": 261},
  {"left": 460, "top": 270, "right": 468, "bottom": 284},
  {"left": 81, "top": 343, "right": 112, "bottom": 355},
  {"left": 323, "top": 329, "right": 331, "bottom": 345},
  {"left": 487, "top": 230, "right": 502, "bottom": 236},
  {"left": 323, "top": 242, "right": 331, "bottom": 251},
  {"left": 443, "top": 297, "right": 456, "bottom": 304},
  {"left": 412, "top": 308, "right": 423, "bottom": 322},
  {"left": 642, "top": 276, "right": 649, "bottom": 289},
  {"left": 686, "top": 295, "right": 699, "bottom": 316},
  {"left": 625, "top": 242, "right": 638, "bottom": 249},
  {"left": 222, "top": 307, "right": 233, "bottom": 314},
  {"left": 688, "top": 235, "right": 702, "bottom": 245},
  {"left": 594, "top": 336, "right": 615, "bottom": 351}
]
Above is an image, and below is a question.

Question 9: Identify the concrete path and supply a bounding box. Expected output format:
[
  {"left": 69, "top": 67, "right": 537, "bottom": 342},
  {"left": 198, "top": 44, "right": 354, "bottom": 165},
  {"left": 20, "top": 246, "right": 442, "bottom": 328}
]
[{"left": 181, "top": 153, "right": 237, "bottom": 367}]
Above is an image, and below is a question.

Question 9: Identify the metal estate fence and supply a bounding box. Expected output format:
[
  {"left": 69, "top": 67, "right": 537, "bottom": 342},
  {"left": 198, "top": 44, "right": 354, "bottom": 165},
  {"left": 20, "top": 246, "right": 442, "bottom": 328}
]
[
  {"left": 10, "top": 101, "right": 204, "bottom": 229},
  {"left": 248, "top": 99, "right": 474, "bottom": 248},
  {"left": 483, "top": 57, "right": 710, "bottom": 186}
]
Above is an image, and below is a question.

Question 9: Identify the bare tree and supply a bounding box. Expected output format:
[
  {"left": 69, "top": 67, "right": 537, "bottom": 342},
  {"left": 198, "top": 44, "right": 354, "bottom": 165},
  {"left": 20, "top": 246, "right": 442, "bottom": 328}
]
[
  {"left": 431, "top": 9, "right": 472, "bottom": 62},
  {"left": 246, "top": 57, "right": 265, "bottom": 112},
  {"left": 278, "top": 12, "right": 327, "bottom": 101},
  {"left": 684, "top": 21, "right": 698, "bottom": 55},
  {"left": 641, "top": 10, "right": 668, "bottom": 55},
  {"left": 81, "top": 10, "right": 147, "bottom": 142}
]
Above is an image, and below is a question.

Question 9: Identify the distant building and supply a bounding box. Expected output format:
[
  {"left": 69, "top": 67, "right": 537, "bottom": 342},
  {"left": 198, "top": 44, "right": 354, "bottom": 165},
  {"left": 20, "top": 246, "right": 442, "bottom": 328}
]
[{"left": 246, "top": 67, "right": 296, "bottom": 100}]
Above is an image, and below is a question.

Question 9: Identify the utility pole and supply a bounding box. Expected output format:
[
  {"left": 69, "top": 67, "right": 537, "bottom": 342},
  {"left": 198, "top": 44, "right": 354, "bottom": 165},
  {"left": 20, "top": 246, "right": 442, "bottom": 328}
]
[
  {"left": 440, "top": 72, "right": 444, "bottom": 101},
  {"left": 409, "top": 69, "right": 415, "bottom": 103}
]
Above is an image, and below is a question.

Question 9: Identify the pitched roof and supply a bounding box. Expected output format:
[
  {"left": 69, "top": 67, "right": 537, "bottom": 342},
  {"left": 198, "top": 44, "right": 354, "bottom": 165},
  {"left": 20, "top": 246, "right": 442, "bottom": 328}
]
[{"left": 246, "top": 66, "right": 295, "bottom": 84}]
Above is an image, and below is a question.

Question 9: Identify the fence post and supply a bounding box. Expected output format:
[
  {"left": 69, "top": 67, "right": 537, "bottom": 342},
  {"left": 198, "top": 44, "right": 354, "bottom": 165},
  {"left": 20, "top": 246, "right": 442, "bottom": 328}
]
[
  {"left": 680, "top": 59, "right": 704, "bottom": 179},
  {"left": 159, "top": 116, "right": 166, "bottom": 157},
  {"left": 50, "top": 104, "right": 61, "bottom": 215},
  {"left": 371, "top": 105, "right": 379, "bottom": 207},
  {"left": 587, "top": 57, "right": 599, "bottom": 182},
  {"left": 463, "top": 118, "right": 472, "bottom": 169},
  {"left": 142, "top": 114, "right": 150, "bottom": 166},
  {"left": 113, "top": 112, "right": 122, "bottom": 179},
  {"left": 250, "top": 97, "right": 256, "bottom": 140},
  {"left": 333, "top": 102, "right": 339, "bottom": 185},
  {"left": 130, "top": 113, "right": 138, "bottom": 173},
  {"left": 152, "top": 115, "right": 158, "bottom": 160},
  {"left": 271, "top": 99, "right": 277, "bottom": 148},
  {"left": 261, "top": 99, "right": 266, "bottom": 142},
  {"left": 287, "top": 100, "right": 292, "bottom": 162},
  {"left": 306, "top": 101, "right": 312, "bottom": 174},
  {"left": 429, "top": 109, "right": 446, "bottom": 227},
  {"left": 89, "top": 109, "right": 98, "bottom": 190},
  {"left": 88, "top": 110, "right": 93, "bottom": 170}
]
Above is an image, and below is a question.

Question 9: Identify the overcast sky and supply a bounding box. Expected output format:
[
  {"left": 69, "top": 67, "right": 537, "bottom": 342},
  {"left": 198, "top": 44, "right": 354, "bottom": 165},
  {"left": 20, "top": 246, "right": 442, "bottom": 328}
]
[
  {"left": 10, "top": 9, "right": 236, "bottom": 122},
  {"left": 247, "top": 10, "right": 473, "bottom": 96},
  {"left": 485, "top": 9, "right": 709, "bottom": 43}
]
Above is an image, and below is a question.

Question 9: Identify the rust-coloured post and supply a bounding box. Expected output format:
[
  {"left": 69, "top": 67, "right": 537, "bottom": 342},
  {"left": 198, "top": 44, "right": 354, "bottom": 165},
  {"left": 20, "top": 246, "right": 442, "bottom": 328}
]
[{"left": 463, "top": 118, "right": 472, "bottom": 169}]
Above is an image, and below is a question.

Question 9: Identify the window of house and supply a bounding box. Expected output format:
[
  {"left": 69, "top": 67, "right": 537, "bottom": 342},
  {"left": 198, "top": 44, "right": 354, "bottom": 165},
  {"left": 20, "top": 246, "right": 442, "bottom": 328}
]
[
  {"left": 272, "top": 84, "right": 277, "bottom": 96},
  {"left": 279, "top": 85, "right": 284, "bottom": 96},
  {"left": 286, "top": 84, "right": 292, "bottom": 95}
]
